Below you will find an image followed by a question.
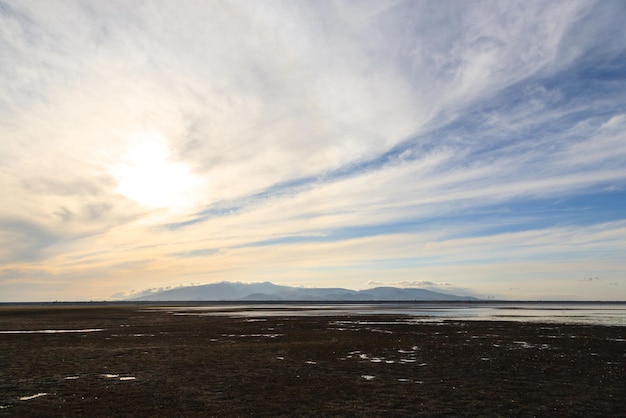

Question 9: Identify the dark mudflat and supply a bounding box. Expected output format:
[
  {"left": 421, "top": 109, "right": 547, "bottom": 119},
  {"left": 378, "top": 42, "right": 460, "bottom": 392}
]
[{"left": 1, "top": 305, "right": 624, "bottom": 417}]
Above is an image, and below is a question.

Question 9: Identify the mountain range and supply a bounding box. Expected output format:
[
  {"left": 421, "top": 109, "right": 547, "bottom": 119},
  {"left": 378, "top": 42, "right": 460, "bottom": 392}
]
[{"left": 131, "top": 281, "right": 477, "bottom": 301}]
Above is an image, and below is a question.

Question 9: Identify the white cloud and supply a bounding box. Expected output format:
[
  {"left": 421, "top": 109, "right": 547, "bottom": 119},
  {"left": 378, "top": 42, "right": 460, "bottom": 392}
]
[{"left": 1, "top": 0, "right": 625, "bottom": 301}]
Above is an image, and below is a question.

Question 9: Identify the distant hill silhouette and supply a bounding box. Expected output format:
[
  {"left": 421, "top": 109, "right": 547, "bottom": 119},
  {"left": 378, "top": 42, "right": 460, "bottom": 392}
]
[{"left": 131, "top": 281, "right": 477, "bottom": 301}]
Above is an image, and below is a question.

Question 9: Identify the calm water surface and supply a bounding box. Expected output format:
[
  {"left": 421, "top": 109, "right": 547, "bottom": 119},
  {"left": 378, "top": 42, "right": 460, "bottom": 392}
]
[{"left": 161, "top": 302, "right": 626, "bottom": 326}]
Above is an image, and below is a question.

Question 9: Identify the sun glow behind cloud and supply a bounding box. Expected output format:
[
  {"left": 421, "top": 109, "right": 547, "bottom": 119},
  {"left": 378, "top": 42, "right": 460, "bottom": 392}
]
[
  {"left": 0, "top": 0, "right": 625, "bottom": 301},
  {"left": 112, "top": 131, "right": 203, "bottom": 212}
]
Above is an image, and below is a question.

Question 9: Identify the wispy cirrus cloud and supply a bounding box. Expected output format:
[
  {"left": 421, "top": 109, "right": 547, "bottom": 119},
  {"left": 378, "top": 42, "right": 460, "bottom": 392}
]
[{"left": 0, "top": 0, "right": 624, "bottom": 301}]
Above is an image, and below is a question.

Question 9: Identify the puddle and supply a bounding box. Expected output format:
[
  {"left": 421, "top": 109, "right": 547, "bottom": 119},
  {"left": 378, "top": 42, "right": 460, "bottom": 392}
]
[
  {"left": 398, "top": 378, "right": 424, "bottom": 383},
  {"left": 221, "top": 333, "right": 283, "bottom": 338},
  {"left": 346, "top": 348, "right": 424, "bottom": 366},
  {"left": 19, "top": 393, "right": 49, "bottom": 401},
  {"left": 331, "top": 320, "right": 420, "bottom": 326},
  {"left": 0, "top": 329, "right": 104, "bottom": 334},
  {"left": 101, "top": 373, "right": 136, "bottom": 381},
  {"left": 369, "top": 328, "right": 393, "bottom": 334},
  {"left": 511, "top": 341, "right": 551, "bottom": 350}
]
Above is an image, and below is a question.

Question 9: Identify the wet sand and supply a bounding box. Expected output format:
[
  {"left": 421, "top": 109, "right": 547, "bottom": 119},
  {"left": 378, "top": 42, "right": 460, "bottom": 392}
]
[{"left": 1, "top": 305, "right": 624, "bottom": 417}]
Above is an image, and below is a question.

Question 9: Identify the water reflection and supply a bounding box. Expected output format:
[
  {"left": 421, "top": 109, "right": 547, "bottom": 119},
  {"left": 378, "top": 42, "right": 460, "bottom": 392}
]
[
  {"left": 156, "top": 302, "right": 626, "bottom": 326},
  {"left": 0, "top": 328, "right": 104, "bottom": 334},
  {"left": 19, "top": 393, "right": 49, "bottom": 401}
]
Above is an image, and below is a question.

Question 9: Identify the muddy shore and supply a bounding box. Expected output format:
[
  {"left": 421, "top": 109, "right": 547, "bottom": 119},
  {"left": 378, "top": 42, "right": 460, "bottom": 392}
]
[{"left": 1, "top": 305, "right": 624, "bottom": 417}]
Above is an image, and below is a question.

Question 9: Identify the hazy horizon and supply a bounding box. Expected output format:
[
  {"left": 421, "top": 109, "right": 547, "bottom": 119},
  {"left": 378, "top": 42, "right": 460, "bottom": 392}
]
[{"left": 1, "top": 1, "right": 625, "bottom": 302}]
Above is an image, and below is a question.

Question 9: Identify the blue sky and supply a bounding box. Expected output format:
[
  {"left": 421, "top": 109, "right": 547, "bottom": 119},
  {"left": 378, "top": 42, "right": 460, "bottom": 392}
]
[{"left": 0, "top": 0, "right": 625, "bottom": 301}]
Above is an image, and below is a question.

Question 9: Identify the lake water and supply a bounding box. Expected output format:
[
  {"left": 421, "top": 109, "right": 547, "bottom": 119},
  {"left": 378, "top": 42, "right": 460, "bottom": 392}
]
[{"left": 160, "top": 302, "right": 626, "bottom": 326}]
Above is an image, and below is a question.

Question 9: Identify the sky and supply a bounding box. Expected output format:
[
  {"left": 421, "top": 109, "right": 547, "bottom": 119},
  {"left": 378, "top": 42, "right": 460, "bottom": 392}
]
[{"left": 1, "top": 0, "right": 625, "bottom": 302}]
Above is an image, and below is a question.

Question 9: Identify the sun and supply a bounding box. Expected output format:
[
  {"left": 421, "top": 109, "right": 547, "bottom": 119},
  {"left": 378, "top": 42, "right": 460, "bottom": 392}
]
[{"left": 113, "top": 132, "right": 202, "bottom": 211}]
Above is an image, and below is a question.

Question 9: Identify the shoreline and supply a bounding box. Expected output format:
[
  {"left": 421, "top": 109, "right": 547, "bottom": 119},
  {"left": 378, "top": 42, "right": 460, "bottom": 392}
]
[
  {"left": 6, "top": 301, "right": 626, "bottom": 328},
  {"left": 2, "top": 300, "right": 626, "bottom": 305},
  {"left": 1, "top": 306, "right": 624, "bottom": 416}
]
